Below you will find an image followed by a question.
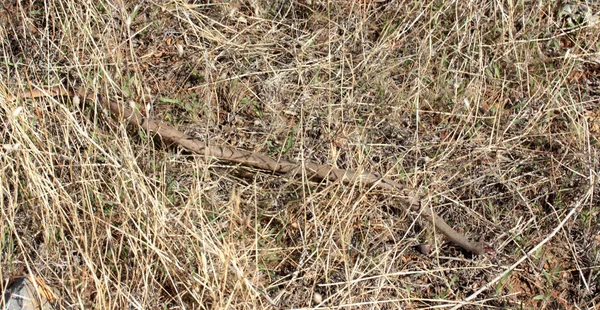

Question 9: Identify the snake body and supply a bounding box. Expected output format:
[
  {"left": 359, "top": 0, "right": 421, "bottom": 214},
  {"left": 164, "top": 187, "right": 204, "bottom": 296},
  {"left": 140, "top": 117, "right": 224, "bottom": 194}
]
[{"left": 6, "top": 86, "right": 491, "bottom": 255}]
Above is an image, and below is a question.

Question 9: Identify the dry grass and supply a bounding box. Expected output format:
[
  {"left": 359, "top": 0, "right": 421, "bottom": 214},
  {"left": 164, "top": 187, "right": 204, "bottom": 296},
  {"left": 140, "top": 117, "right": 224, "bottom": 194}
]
[{"left": 1, "top": 0, "right": 599, "bottom": 309}]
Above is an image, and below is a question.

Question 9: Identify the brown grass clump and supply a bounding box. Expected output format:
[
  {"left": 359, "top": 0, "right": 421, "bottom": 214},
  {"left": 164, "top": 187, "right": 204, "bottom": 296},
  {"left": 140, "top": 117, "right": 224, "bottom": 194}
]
[{"left": 1, "top": 0, "right": 599, "bottom": 309}]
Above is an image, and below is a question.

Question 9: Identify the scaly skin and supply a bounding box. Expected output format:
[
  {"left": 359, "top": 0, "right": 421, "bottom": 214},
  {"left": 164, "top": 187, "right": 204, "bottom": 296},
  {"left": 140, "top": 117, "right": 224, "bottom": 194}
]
[
  {"left": 7, "top": 85, "right": 493, "bottom": 255},
  {"left": 427, "top": 209, "right": 492, "bottom": 255}
]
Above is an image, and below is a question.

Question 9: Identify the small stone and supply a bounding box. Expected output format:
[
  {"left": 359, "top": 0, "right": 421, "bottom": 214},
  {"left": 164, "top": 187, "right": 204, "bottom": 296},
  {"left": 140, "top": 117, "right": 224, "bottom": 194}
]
[
  {"left": 313, "top": 292, "right": 322, "bottom": 304},
  {"left": 416, "top": 243, "right": 432, "bottom": 255},
  {"left": 72, "top": 95, "right": 80, "bottom": 106},
  {"left": 3, "top": 276, "right": 55, "bottom": 310},
  {"left": 11, "top": 106, "right": 23, "bottom": 118}
]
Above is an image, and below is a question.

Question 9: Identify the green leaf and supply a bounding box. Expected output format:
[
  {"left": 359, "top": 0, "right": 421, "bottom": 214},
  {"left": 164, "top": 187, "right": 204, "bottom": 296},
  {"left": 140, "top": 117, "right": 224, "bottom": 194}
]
[
  {"left": 129, "top": 5, "right": 140, "bottom": 22},
  {"left": 159, "top": 97, "right": 181, "bottom": 104},
  {"left": 283, "top": 134, "right": 294, "bottom": 153}
]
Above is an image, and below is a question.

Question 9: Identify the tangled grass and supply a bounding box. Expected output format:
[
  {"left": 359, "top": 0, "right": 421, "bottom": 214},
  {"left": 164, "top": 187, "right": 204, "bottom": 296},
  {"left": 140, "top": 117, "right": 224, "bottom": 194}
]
[{"left": 1, "top": 0, "right": 599, "bottom": 308}]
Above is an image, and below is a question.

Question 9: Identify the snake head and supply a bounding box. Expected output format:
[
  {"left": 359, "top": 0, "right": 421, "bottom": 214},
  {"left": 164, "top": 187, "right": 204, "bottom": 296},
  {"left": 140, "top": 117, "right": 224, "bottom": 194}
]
[{"left": 474, "top": 240, "right": 496, "bottom": 255}]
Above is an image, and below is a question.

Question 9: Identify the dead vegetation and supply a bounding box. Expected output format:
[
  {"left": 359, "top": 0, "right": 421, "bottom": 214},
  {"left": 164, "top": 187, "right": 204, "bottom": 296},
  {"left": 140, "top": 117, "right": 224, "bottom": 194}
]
[{"left": 1, "top": 0, "right": 599, "bottom": 309}]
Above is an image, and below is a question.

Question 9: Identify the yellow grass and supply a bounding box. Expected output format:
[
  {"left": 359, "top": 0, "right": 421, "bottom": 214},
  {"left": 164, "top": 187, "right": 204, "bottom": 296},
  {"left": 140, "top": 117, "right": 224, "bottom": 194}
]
[{"left": 1, "top": 0, "right": 599, "bottom": 309}]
